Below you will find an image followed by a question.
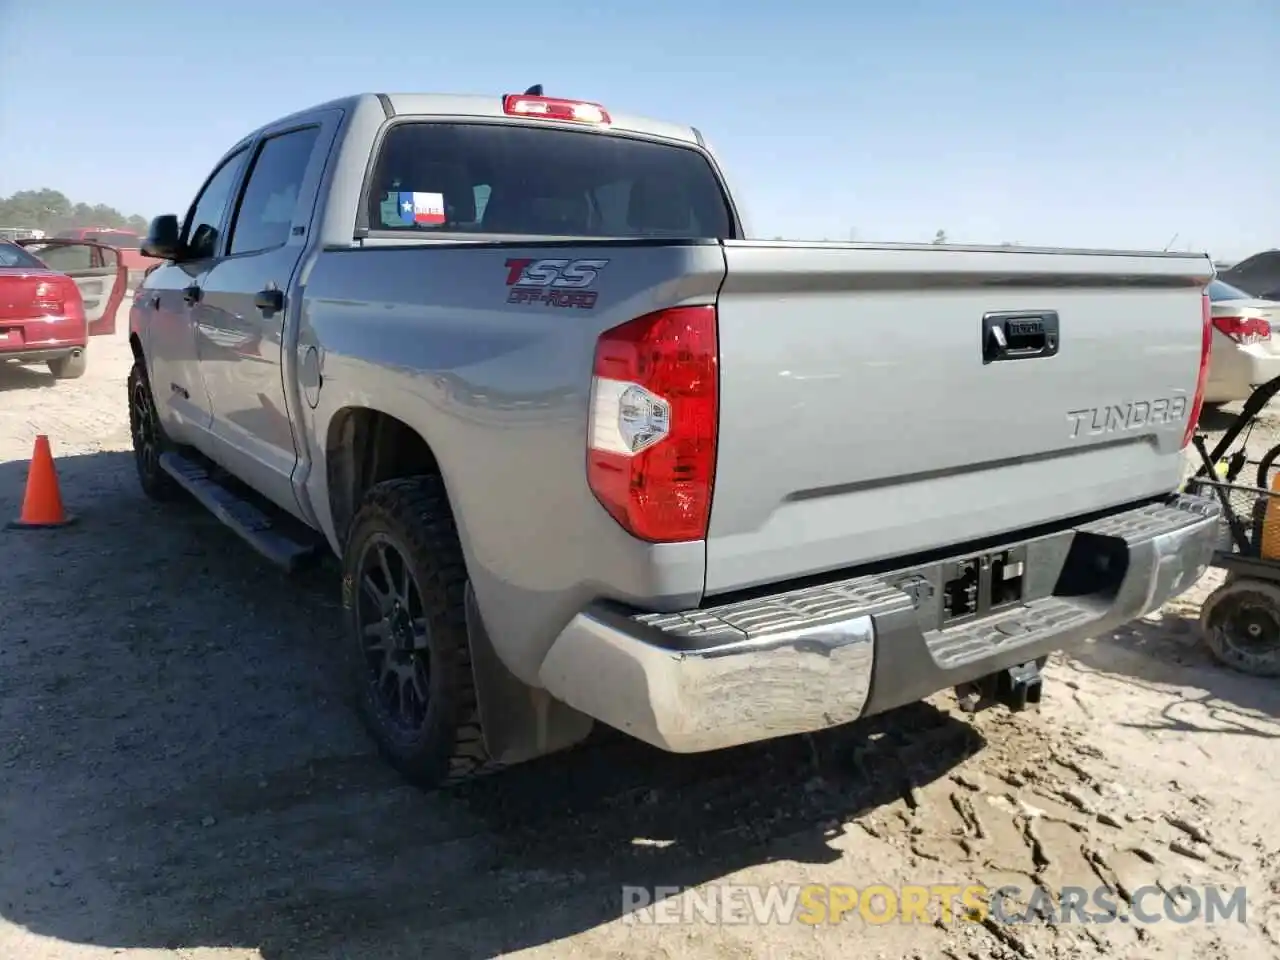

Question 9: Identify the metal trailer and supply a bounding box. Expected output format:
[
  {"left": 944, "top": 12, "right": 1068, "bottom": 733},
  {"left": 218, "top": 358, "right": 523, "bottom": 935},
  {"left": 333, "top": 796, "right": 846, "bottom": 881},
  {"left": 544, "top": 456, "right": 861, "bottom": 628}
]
[{"left": 1185, "top": 373, "right": 1280, "bottom": 676}]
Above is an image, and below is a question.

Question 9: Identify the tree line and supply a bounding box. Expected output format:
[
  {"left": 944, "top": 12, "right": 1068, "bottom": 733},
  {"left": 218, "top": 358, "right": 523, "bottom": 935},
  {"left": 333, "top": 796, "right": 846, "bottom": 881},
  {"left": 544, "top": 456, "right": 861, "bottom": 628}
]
[
  {"left": 1, "top": 193, "right": 1039, "bottom": 247},
  {"left": 0, "top": 195, "right": 1025, "bottom": 247},
  {"left": 0, "top": 188, "right": 149, "bottom": 235}
]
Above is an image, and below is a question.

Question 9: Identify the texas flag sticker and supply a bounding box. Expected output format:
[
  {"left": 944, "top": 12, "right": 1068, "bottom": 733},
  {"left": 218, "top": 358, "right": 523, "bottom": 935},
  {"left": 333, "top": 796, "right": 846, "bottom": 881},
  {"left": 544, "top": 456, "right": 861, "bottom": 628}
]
[{"left": 397, "top": 192, "right": 446, "bottom": 226}]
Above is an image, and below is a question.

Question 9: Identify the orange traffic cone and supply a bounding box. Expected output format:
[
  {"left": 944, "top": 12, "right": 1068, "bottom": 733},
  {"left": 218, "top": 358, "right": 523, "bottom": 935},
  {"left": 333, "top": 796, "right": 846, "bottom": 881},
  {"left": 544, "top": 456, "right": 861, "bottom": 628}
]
[{"left": 7, "top": 435, "right": 75, "bottom": 529}]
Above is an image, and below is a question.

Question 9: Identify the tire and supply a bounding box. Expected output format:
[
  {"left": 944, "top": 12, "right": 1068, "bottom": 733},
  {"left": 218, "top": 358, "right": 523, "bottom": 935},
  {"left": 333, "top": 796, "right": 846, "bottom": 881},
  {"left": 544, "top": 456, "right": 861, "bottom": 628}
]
[
  {"left": 1256, "top": 442, "right": 1280, "bottom": 490},
  {"left": 48, "top": 349, "right": 87, "bottom": 380},
  {"left": 1199, "top": 577, "right": 1280, "bottom": 678},
  {"left": 342, "top": 475, "right": 492, "bottom": 788},
  {"left": 127, "top": 358, "right": 179, "bottom": 501}
]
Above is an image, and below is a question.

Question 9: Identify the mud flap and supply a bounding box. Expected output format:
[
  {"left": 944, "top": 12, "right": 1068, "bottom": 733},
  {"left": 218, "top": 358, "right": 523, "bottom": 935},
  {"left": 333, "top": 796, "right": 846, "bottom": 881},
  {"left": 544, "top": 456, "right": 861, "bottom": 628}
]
[{"left": 463, "top": 584, "right": 595, "bottom": 765}]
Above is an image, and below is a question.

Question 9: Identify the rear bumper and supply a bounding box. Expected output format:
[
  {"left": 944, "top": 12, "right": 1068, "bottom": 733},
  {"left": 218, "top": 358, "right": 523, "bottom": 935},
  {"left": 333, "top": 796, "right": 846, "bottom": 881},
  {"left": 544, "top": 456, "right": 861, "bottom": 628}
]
[
  {"left": 0, "top": 316, "right": 86, "bottom": 360},
  {"left": 1205, "top": 344, "right": 1280, "bottom": 402},
  {"left": 538, "top": 494, "right": 1220, "bottom": 752},
  {"left": 0, "top": 347, "right": 82, "bottom": 364}
]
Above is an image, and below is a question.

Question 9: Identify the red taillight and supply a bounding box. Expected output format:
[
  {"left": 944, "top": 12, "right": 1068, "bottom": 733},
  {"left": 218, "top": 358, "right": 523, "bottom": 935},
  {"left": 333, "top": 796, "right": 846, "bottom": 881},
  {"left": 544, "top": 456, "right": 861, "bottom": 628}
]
[
  {"left": 62, "top": 280, "right": 86, "bottom": 322},
  {"left": 1182, "top": 293, "right": 1213, "bottom": 449},
  {"left": 32, "top": 281, "right": 63, "bottom": 314},
  {"left": 1212, "top": 315, "right": 1271, "bottom": 344},
  {"left": 586, "top": 305, "right": 718, "bottom": 542},
  {"left": 502, "top": 94, "right": 611, "bottom": 125}
]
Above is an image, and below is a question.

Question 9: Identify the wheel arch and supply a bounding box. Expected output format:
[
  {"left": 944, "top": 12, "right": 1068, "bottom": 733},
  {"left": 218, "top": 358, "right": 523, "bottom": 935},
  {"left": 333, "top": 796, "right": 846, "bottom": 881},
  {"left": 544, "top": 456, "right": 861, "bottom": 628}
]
[
  {"left": 321, "top": 402, "right": 597, "bottom": 769},
  {"left": 323, "top": 404, "right": 444, "bottom": 550}
]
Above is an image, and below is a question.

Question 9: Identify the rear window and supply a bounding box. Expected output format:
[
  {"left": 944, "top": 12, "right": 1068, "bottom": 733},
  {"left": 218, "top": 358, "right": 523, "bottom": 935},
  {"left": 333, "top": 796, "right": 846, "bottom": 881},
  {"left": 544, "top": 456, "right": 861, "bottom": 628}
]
[
  {"left": 365, "top": 122, "right": 734, "bottom": 239},
  {"left": 1209, "top": 279, "right": 1251, "bottom": 302},
  {"left": 0, "top": 242, "right": 46, "bottom": 269},
  {"left": 85, "top": 232, "right": 141, "bottom": 249}
]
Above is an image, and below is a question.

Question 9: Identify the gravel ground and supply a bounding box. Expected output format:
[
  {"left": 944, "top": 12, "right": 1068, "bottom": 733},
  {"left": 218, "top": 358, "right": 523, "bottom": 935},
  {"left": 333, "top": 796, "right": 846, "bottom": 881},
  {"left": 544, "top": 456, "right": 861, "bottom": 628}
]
[{"left": 3, "top": 314, "right": 1280, "bottom": 959}]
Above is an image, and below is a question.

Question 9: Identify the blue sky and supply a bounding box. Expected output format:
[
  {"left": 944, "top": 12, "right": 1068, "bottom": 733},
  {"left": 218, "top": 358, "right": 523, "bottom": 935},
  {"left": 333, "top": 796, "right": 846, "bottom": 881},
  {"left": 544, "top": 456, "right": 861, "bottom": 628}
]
[{"left": 1, "top": 0, "right": 1275, "bottom": 259}]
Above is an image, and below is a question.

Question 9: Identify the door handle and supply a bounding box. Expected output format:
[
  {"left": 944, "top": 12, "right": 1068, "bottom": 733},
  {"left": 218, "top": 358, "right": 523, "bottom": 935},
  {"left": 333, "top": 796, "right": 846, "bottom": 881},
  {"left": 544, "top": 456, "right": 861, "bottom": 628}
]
[
  {"left": 182, "top": 285, "right": 201, "bottom": 305},
  {"left": 254, "top": 287, "right": 285, "bottom": 313},
  {"left": 981, "top": 311, "right": 1060, "bottom": 364},
  {"left": 150, "top": 294, "right": 160, "bottom": 310}
]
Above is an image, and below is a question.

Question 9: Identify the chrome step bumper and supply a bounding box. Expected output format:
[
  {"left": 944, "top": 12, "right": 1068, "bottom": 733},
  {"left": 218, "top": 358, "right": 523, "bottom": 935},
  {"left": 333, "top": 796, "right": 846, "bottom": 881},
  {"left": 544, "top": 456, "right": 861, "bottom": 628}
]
[{"left": 538, "top": 495, "right": 1220, "bottom": 753}]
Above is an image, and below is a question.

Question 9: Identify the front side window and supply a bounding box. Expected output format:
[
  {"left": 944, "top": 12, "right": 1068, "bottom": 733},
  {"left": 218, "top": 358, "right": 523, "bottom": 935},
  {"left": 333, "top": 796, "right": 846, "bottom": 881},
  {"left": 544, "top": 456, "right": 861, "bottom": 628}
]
[
  {"left": 228, "top": 127, "right": 321, "bottom": 256},
  {"left": 183, "top": 148, "right": 250, "bottom": 260},
  {"left": 366, "top": 121, "right": 733, "bottom": 239}
]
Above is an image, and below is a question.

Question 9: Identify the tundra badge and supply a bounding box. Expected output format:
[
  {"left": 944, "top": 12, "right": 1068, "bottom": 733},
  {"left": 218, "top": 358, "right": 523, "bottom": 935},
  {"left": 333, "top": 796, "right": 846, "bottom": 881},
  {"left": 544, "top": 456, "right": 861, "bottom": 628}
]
[{"left": 1066, "top": 396, "right": 1189, "bottom": 439}]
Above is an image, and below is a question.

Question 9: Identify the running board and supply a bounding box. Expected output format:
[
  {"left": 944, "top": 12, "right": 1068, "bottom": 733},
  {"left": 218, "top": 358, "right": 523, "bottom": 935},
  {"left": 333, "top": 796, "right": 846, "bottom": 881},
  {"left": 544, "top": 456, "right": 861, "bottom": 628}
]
[{"left": 159, "top": 451, "right": 321, "bottom": 572}]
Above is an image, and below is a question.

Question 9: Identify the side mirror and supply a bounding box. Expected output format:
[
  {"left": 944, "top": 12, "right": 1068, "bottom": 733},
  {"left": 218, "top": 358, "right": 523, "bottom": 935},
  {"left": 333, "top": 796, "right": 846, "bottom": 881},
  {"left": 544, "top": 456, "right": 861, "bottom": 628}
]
[{"left": 141, "top": 214, "right": 182, "bottom": 260}]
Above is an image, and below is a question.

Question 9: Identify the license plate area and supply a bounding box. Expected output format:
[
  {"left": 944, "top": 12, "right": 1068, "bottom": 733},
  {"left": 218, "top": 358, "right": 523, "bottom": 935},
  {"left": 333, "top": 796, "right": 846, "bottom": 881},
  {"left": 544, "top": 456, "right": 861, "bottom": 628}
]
[
  {"left": 884, "top": 543, "right": 1031, "bottom": 632},
  {"left": 938, "top": 546, "right": 1028, "bottom": 628}
]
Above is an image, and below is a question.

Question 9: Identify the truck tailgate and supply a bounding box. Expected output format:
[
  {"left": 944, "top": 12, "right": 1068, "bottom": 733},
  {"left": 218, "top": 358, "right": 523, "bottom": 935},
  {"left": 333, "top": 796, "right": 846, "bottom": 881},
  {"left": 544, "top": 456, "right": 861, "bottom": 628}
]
[{"left": 706, "top": 242, "right": 1213, "bottom": 595}]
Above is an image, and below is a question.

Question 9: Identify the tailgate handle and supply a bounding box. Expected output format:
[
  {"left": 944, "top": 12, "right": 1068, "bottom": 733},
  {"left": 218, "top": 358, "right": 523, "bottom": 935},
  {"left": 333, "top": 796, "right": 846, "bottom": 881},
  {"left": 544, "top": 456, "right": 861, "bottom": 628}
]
[{"left": 982, "top": 311, "right": 1059, "bottom": 364}]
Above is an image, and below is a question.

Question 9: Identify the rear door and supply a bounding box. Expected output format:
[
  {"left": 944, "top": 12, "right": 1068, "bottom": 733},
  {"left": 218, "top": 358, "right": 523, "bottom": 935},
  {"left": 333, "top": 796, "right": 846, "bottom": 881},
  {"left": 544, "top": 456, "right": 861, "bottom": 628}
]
[{"left": 17, "top": 239, "right": 126, "bottom": 335}]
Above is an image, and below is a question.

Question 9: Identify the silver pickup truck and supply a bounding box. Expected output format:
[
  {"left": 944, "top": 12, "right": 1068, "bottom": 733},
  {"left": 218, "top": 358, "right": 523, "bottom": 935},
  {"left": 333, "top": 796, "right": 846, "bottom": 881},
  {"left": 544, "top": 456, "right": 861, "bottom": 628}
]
[{"left": 129, "top": 87, "right": 1222, "bottom": 788}]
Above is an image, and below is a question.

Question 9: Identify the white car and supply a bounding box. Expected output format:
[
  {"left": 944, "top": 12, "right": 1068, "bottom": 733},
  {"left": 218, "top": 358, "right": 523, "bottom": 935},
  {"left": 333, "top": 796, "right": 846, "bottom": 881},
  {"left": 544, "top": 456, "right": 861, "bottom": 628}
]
[{"left": 1203, "top": 279, "right": 1280, "bottom": 405}]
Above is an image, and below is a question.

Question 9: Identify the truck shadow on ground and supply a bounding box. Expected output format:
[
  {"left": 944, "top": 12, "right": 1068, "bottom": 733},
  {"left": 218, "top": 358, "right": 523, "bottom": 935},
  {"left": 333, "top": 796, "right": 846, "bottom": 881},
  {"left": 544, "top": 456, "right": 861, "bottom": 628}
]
[
  {"left": 1065, "top": 613, "right": 1280, "bottom": 738},
  {"left": 0, "top": 450, "right": 985, "bottom": 959},
  {"left": 0, "top": 360, "right": 56, "bottom": 392},
  {"left": 1196, "top": 403, "right": 1246, "bottom": 434}
]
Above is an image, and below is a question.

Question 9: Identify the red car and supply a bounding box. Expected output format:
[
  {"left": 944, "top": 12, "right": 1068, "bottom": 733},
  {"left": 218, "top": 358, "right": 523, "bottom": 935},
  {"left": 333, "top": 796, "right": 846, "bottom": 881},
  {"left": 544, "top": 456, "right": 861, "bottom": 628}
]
[
  {"left": 0, "top": 239, "right": 126, "bottom": 379},
  {"left": 54, "top": 226, "right": 163, "bottom": 288}
]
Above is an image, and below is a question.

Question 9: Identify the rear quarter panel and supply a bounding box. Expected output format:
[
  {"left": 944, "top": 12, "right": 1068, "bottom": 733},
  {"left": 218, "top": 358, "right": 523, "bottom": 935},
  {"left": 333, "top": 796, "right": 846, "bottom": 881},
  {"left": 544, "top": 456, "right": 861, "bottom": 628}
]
[{"left": 297, "top": 241, "right": 726, "bottom": 684}]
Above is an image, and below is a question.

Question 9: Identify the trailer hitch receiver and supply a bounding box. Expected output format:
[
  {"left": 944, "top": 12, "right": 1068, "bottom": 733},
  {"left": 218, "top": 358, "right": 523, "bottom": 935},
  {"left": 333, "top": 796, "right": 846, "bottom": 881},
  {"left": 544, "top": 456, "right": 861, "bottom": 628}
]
[
  {"left": 999, "top": 659, "right": 1043, "bottom": 712},
  {"left": 955, "top": 659, "right": 1044, "bottom": 714}
]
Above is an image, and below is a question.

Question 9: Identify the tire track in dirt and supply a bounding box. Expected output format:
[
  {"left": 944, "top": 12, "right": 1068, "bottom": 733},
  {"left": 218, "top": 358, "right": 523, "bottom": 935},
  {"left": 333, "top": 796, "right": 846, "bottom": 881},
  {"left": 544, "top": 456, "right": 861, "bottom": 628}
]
[{"left": 852, "top": 705, "right": 1263, "bottom": 959}]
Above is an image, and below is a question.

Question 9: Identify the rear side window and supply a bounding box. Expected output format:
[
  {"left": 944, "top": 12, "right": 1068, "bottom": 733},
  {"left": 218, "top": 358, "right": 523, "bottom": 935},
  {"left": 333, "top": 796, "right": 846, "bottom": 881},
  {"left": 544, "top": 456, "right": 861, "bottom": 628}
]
[
  {"left": 229, "top": 126, "right": 321, "bottom": 256},
  {"left": 366, "top": 122, "right": 734, "bottom": 239}
]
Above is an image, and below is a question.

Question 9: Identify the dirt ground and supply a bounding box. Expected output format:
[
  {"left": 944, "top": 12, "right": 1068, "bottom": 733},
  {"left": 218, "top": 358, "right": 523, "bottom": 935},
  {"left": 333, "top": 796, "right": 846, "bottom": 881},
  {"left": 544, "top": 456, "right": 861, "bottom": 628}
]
[{"left": 3, "top": 312, "right": 1280, "bottom": 960}]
